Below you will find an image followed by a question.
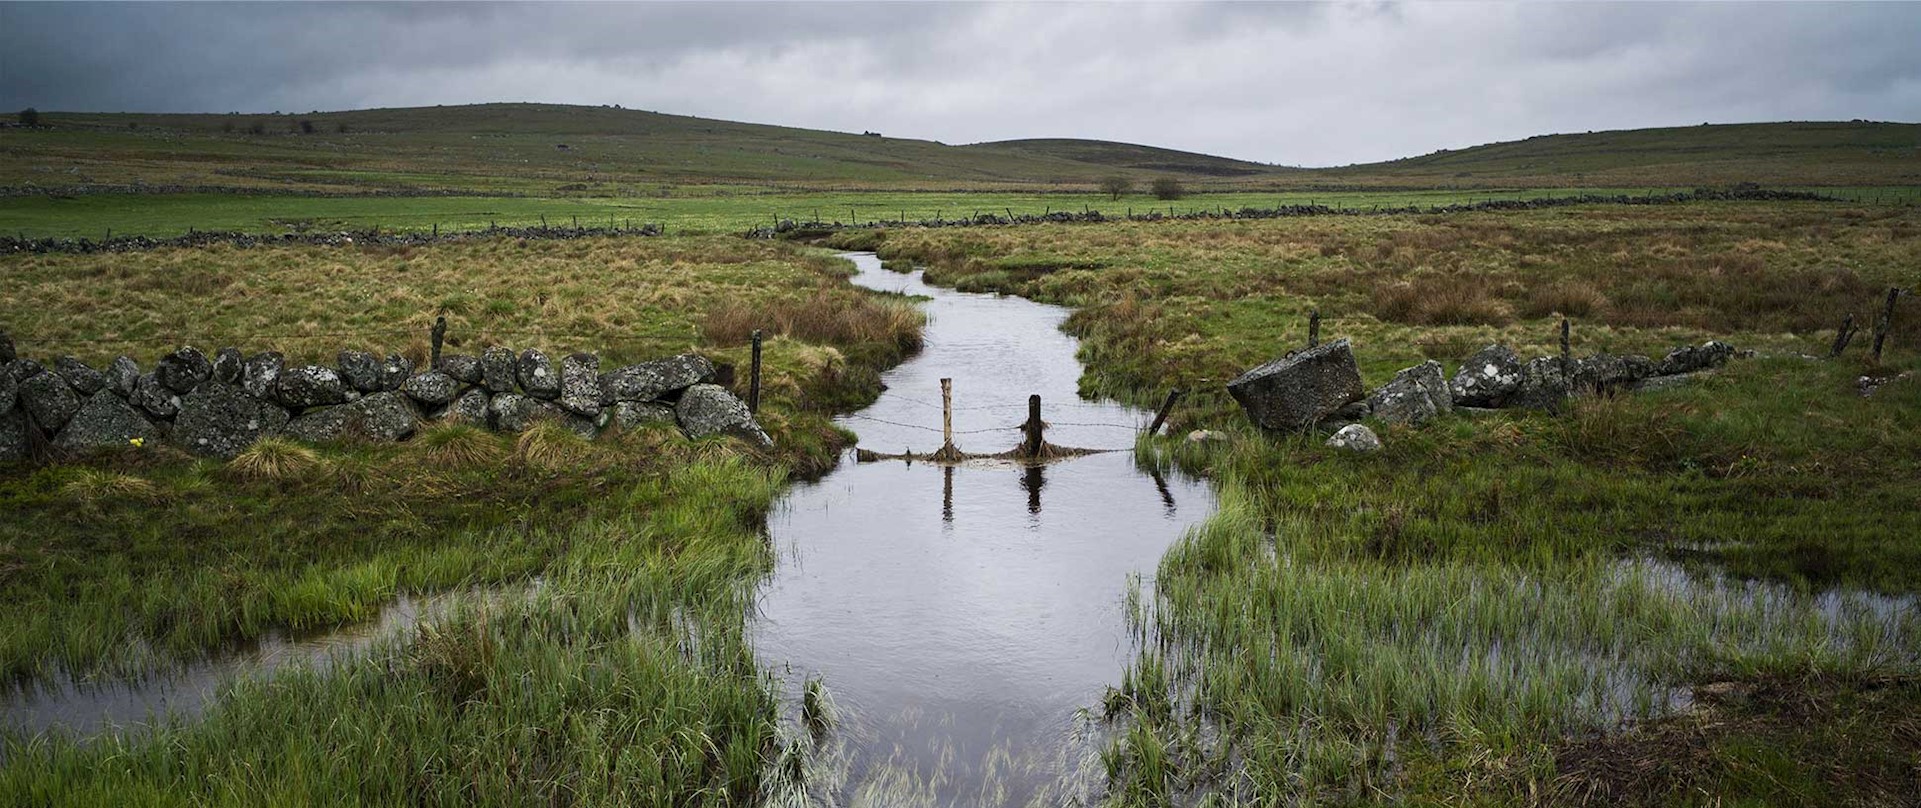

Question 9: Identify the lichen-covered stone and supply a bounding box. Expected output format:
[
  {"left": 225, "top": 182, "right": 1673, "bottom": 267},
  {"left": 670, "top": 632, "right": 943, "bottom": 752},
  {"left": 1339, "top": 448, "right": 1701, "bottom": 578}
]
[
  {"left": 533, "top": 399, "right": 598, "bottom": 439},
  {"left": 1226, "top": 339, "right": 1365, "bottom": 432},
  {"left": 601, "top": 354, "right": 717, "bottom": 403},
  {"left": 481, "top": 346, "right": 517, "bottom": 393},
  {"left": 241, "top": 352, "right": 285, "bottom": 401},
  {"left": 172, "top": 382, "right": 290, "bottom": 458},
  {"left": 449, "top": 387, "right": 491, "bottom": 424},
  {"left": 1508, "top": 357, "right": 1573, "bottom": 411},
  {"left": 155, "top": 346, "right": 212, "bottom": 393},
  {"left": 212, "top": 347, "right": 244, "bottom": 384},
  {"left": 8, "top": 359, "right": 45, "bottom": 384},
  {"left": 401, "top": 371, "right": 459, "bottom": 406},
  {"left": 1656, "top": 341, "right": 1735, "bottom": 376},
  {"left": 133, "top": 372, "right": 182, "bottom": 419},
  {"left": 489, "top": 392, "right": 537, "bottom": 432},
  {"left": 1325, "top": 423, "right": 1382, "bottom": 452},
  {"left": 54, "top": 356, "right": 107, "bottom": 395},
  {"left": 276, "top": 365, "right": 354, "bottom": 409},
  {"left": 0, "top": 367, "right": 15, "bottom": 418},
  {"left": 1367, "top": 360, "right": 1453, "bottom": 426},
  {"left": 55, "top": 390, "right": 161, "bottom": 452},
  {"left": 0, "top": 409, "right": 26, "bottom": 462},
  {"left": 337, "top": 350, "right": 383, "bottom": 393},
  {"left": 379, "top": 353, "right": 412, "bottom": 391},
  {"left": 559, "top": 352, "right": 601, "bottom": 416},
  {"left": 1571, "top": 353, "right": 1656, "bottom": 394},
  {"left": 517, "top": 349, "right": 560, "bottom": 399},
  {"left": 106, "top": 356, "right": 140, "bottom": 398},
  {"left": 19, "top": 370, "right": 82, "bottom": 430},
  {"left": 674, "top": 383, "right": 772, "bottom": 449},
  {"left": 611, "top": 401, "right": 677, "bottom": 431},
  {"left": 440, "top": 354, "right": 483, "bottom": 385},
  {"left": 1449, "top": 344, "right": 1523, "bottom": 407},
  {"left": 284, "top": 391, "right": 418, "bottom": 443}
]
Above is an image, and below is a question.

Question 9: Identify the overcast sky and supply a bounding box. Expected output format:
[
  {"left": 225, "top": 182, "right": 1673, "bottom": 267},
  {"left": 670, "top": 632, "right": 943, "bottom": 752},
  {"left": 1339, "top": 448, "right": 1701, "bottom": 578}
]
[{"left": 3, "top": 1, "right": 1917, "bottom": 167}]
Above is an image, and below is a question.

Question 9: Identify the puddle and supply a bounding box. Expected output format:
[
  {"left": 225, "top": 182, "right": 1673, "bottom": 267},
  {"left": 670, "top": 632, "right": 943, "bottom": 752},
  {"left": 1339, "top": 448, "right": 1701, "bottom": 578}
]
[{"left": 751, "top": 253, "right": 1216, "bottom": 805}]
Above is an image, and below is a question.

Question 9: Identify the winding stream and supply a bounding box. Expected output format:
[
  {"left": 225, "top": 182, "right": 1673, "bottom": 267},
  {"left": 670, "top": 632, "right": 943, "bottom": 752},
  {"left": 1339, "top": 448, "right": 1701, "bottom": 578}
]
[{"left": 750, "top": 253, "right": 1216, "bottom": 805}]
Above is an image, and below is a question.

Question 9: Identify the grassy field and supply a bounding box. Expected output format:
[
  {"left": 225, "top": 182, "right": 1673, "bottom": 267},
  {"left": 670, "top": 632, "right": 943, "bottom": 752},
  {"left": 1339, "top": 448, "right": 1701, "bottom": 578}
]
[{"left": 866, "top": 203, "right": 1921, "bottom": 803}]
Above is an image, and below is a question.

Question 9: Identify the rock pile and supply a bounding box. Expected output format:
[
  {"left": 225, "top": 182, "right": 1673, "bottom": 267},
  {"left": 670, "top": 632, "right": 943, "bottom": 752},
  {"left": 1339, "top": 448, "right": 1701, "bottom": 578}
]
[
  {"left": 0, "top": 331, "right": 770, "bottom": 463},
  {"left": 1228, "top": 338, "right": 1739, "bottom": 438}
]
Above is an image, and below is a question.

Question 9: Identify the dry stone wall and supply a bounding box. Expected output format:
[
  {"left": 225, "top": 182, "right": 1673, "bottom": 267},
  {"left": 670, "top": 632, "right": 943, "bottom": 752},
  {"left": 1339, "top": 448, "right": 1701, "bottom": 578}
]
[{"left": 0, "top": 331, "right": 770, "bottom": 464}]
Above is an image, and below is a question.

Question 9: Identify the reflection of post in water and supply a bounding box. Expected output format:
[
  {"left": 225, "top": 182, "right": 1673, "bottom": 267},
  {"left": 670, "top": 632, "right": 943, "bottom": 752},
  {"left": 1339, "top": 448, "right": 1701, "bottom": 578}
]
[
  {"left": 1147, "top": 465, "right": 1177, "bottom": 515},
  {"left": 1021, "top": 462, "right": 1045, "bottom": 514},
  {"left": 942, "top": 465, "right": 954, "bottom": 523}
]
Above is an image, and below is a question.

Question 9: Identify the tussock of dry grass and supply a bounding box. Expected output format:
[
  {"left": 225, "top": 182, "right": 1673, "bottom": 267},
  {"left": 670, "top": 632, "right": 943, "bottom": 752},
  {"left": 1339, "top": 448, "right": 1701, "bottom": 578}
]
[
  {"left": 226, "top": 437, "right": 323, "bottom": 482},
  {"left": 410, "top": 422, "right": 506, "bottom": 469},
  {"left": 58, "top": 468, "right": 160, "bottom": 503},
  {"left": 513, "top": 420, "right": 598, "bottom": 472},
  {"left": 701, "top": 285, "right": 923, "bottom": 354}
]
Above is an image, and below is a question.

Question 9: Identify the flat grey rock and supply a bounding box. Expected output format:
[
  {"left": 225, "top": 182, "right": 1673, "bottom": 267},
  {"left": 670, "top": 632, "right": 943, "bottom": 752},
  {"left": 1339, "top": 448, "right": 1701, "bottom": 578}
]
[
  {"left": 155, "top": 346, "right": 212, "bottom": 393},
  {"left": 481, "top": 346, "right": 517, "bottom": 393},
  {"left": 675, "top": 383, "right": 772, "bottom": 449},
  {"left": 601, "top": 354, "right": 716, "bottom": 403},
  {"left": 559, "top": 352, "right": 601, "bottom": 416},
  {"left": 105, "top": 356, "right": 140, "bottom": 398},
  {"left": 172, "top": 382, "right": 290, "bottom": 458},
  {"left": 337, "top": 350, "right": 383, "bottom": 393},
  {"left": 401, "top": 371, "right": 459, "bottom": 406},
  {"left": 517, "top": 349, "right": 560, "bottom": 399},
  {"left": 54, "top": 390, "right": 160, "bottom": 451},
  {"left": 133, "top": 372, "right": 182, "bottom": 419},
  {"left": 610, "top": 400, "right": 676, "bottom": 431},
  {"left": 212, "top": 347, "right": 244, "bottom": 384},
  {"left": 19, "top": 370, "right": 81, "bottom": 431},
  {"left": 1367, "top": 360, "right": 1452, "bottom": 426},
  {"left": 1226, "top": 339, "right": 1365, "bottom": 432},
  {"left": 241, "top": 352, "right": 285, "bottom": 401},
  {"left": 276, "top": 365, "right": 353, "bottom": 408},
  {"left": 1449, "top": 344, "right": 1522, "bottom": 407},
  {"left": 54, "top": 356, "right": 106, "bottom": 395},
  {"left": 1325, "top": 423, "right": 1382, "bottom": 452},
  {"left": 439, "top": 354, "right": 483, "bottom": 385}
]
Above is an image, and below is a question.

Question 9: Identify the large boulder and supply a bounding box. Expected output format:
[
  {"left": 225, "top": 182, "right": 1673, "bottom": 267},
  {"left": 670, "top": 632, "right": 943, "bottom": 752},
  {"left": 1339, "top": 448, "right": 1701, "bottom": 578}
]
[
  {"left": 53, "top": 357, "right": 106, "bottom": 395},
  {"left": 674, "top": 384, "right": 773, "bottom": 449},
  {"left": 105, "top": 356, "right": 141, "bottom": 398},
  {"left": 480, "top": 346, "right": 518, "bottom": 393},
  {"left": 212, "top": 347, "right": 244, "bottom": 384},
  {"left": 401, "top": 371, "right": 460, "bottom": 407},
  {"left": 133, "top": 372, "right": 182, "bottom": 419},
  {"left": 241, "top": 352, "right": 285, "bottom": 401},
  {"left": 1325, "top": 423, "right": 1382, "bottom": 452},
  {"left": 602, "top": 354, "right": 716, "bottom": 403},
  {"left": 379, "top": 353, "right": 412, "bottom": 391},
  {"left": 0, "top": 410, "right": 25, "bottom": 463},
  {"left": 19, "top": 370, "right": 82, "bottom": 431},
  {"left": 559, "top": 352, "right": 601, "bottom": 416},
  {"left": 449, "top": 387, "right": 491, "bottom": 424},
  {"left": 1449, "top": 344, "right": 1524, "bottom": 407},
  {"left": 1657, "top": 341, "right": 1735, "bottom": 376},
  {"left": 1508, "top": 357, "right": 1573, "bottom": 411},
  {"left": 155, "top": 346, "right": 212, "bottom": 393},
  {"left": 174, "top": 382, "right": 291, "bottom": 458},
  {"left": 517, "top": 349, "right": 560, "bottom": 399},
  {"left": 610, "top": 401, "right": 677, "bottom": 431},
  {"left": 1226, "top": 339, "right": 1366, "bottom": 432},
  {"left": 488, "top": 392, "right": 537, "bottom": 432},
  {"left": 1367, "top": 360, "right": 1453, "bottom": 426},
  {"left": 440, "top": 354, "right": 483, "bottom": 385},
  {"left": 54, "top": 390, "right": 160, "bottom": 451},
  {"left": 285, "top": 391, "right": 418, "bottom": 443},
  {"left": 337, "top": 350, "right": 384, "bottom": 393},
  {"left": 276, "top": 365, "right": 354, "bottom": 408}
]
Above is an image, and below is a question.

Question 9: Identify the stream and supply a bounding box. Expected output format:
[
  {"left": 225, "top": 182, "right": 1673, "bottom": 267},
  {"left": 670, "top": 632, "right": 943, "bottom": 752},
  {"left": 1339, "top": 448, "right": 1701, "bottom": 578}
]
[{"left": 749, "top": 253, "right": 1216, "bottom": 806}]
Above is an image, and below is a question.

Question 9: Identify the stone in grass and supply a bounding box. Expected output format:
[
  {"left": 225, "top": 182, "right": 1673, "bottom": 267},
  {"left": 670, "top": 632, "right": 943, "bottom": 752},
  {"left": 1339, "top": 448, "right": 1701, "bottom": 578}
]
[
  {"left": 517, "top": 349, "right": 561, "bottom": 400},
  {"left": 481, "top": 346, "right": 518, "bottom": 393},
  {"left": 0, "top": 409, "right": 26, "bottom": 463},
  {"left": 489, "top": 392, "right": 537, "bottom": 432},
  {"left": 284, "top": 391, "right": 418, "bottom": 443},
  {"left": 379, "top": 353, "right": 412, "bottom": 392},
  {"left": 241, "top": 352, "right": 285, "bottom": 401},
  {"left": 675, "top": 383, "right": 772, "bottom": 449},
  {"left": 535, "top": 399, "right": 599, "bottom": 439},
  {"left": 337, "top": 350, "right": 384, "bottom": 393},
  {"left": 1449, "top": 344, "right": 1523, "bottom": 407},
  {"left": 19, "top": 370, "right": 82, "bottom": 431},
  {"left": 1508, "top": 357, "right": 1573, "bottom": 411},
  {"left": 106, "top": 356, "right": 141, "bottom": 398},
  {"left": 174, "top": 382, "right": 292, "bottom": 458},
  {"left": 1571, "top": 353, "right": 1657, "bottom": 395},
  {"left": 1226, "top": 339, "right": 1365, "bottom": 432},
  {"left": 559, "top": 352, "right": 601, "bottom": 416},
  {"left": 55, "top": 390, "right": 161, "bottom": 451},
  {"left": 401, "top": 371, "right": 460, "bottom": 407},
  {"left": 610, "top": 401, "right": 676, "bottom": 431},
  {"left": 275, "top": 365, "right": 355, "bottom": 409},
  {"left": 54, "top": 356, "right": 107, "bottom": 395},
  {"left": 601, "top": 354, "right": 718, "bottom": 403},
  {"left": 1367, "top": 360, "right": 1453, "bottom": 426},
  {"left": 155, "top": 346, "right": 213, "bottom": 393},
  {"left": 440, "top": 353, "right": 483, "bottom": 385},
  {"left": 133, "top": 372, "right": 183, "bottom": 419},
  {"left": 1656, "top": 341, "right": 1735, "bottom": 377},
  {"left": 212, "top": 347, "right": 244, "bottom": 384},
  {"left": 1325, "top": 423, "right": 1382, "bottom": 452},
  {"left": 449, "top": 387, "right": 491, "bottom": 424}
]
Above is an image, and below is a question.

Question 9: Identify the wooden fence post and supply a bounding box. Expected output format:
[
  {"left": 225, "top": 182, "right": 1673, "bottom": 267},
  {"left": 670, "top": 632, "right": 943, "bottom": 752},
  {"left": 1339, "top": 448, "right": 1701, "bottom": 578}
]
[
  {"left": 1308, "top": 309, "right": 1321, "bottom": 348},
  {"left": 1021, "top": 394, "right": 1043, "bottom": 458},
  {"left": 940, "top": 378, "right": 954, "bottom": 449},
  {"left": 1871, "top": 287, "right": 1904, "bottom": 364},
  {"left": 430, "top": 315, "right": 447, "bottom": 368},
  {"left": 748, "top": 330, "right": 763, "bottom": 413},
  {"left": 1830, "top": 313, "right": 1859, "bottom": 358},
  {"left": 1147, "top": 388, "right": 1185, "bottom": 436},
  {"left": 1559, "top": 316, "right": 1572, "bottom": 372}
]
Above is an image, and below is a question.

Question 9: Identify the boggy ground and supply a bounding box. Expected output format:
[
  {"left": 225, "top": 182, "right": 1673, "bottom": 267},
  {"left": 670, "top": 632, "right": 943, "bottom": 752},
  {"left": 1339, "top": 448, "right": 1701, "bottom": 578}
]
[
  {"left": 866, "top": 202, "right": 1921, "bottom": 805},
  {"left": 0, "top": 237, "right": 920, "bottom": 804}
]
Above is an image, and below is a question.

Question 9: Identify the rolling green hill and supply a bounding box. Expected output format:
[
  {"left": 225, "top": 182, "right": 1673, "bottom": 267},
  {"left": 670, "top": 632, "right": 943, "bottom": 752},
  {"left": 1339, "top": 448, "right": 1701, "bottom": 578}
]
[{"left": 0, "top": 104, "right": 1915, "bottom": 196}]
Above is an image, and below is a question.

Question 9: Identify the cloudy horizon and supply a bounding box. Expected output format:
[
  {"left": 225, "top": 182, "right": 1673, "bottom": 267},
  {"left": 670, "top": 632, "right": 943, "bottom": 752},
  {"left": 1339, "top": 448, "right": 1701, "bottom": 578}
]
[{"left": 2, "top": 1, "right": 1918, "bottom": 167}]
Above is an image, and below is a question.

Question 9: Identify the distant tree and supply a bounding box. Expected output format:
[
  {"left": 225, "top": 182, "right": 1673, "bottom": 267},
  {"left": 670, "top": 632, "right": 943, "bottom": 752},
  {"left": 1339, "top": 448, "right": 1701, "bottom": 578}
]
[
  {"left": 1097, "top": 175, "right": 1133, "bottom": 200},
  {"left": 248, "top": 120, "right": 266, "bottom": 135},
  {"left": 1150, "top": 177, "right": 1186, "bottom": 200},
  {"left": 298, "top": 119, "right": 316, "bottom": 134},
  {"left": 18, "top": 108, "right": 39, "bottom": 126}
]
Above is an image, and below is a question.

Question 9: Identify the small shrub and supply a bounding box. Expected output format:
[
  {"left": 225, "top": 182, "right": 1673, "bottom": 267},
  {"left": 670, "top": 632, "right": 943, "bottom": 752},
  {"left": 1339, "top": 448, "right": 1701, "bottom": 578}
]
[
  {"left": 1150, "top": 178, "right": 1186, "bottom": 200},
  {"left": 18, "top": 107, "right": 39, "bottom": 127},
  {"left": 1522, "top": 280, "right": 1611, "bottom": 319},
  {"left": 1098, "top": 175, "right": 1134, "bottom": 200}
]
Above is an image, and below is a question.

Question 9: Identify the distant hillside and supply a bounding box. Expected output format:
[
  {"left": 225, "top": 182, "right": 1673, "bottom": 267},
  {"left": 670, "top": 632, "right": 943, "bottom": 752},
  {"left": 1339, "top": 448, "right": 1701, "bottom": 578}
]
[{"left": 0, "top": 104, "right": 1914, "bottom": 194}]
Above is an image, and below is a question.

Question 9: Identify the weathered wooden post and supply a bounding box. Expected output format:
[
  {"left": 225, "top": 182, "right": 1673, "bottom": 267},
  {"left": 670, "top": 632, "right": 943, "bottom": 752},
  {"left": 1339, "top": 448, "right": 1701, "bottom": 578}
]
[
  {"left": 748, "top": 330, "right": 764, "bottom": 413},
  {"left": 1830, "top": 313, "right": 1859, "bottom": 358},
  {"left": 1308, "top": 309, "right": 1321, "bottom": 348},
  {"left": 1021, "top": 394, "right": 1044, "bottom": 458},
  {"left": 432, "top": 222, "right": 438, "bottom": 238},
  {"left": 1559, "top": 316, "right": 1572, "bottom": 373},
  {"left": 430, "top": 315, "right": 447, "bottom": 368},
  {"left": 1147, "top": 388, "right": 1185, "bottom": 436},
  {"left": 1871, "top": 287, "right": 1903, "bottom": 364},
  {"left": 940, "top": 378, "right": 954, "bottom": 449}
]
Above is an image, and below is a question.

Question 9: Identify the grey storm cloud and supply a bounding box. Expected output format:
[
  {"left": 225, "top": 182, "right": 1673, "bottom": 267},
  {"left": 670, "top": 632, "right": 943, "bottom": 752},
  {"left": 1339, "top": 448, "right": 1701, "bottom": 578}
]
[{"left": 3, "top": 1, "right": 1918, "bottom": 167}]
